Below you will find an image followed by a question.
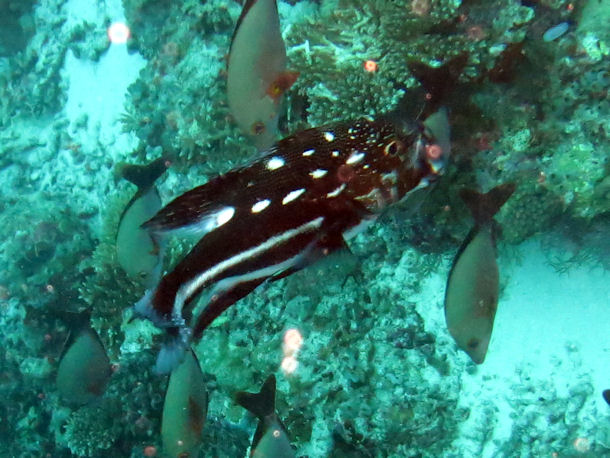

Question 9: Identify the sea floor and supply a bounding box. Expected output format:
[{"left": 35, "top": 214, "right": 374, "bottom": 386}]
[{"left": 416, "top": 239, "right": 610, "bottom": 456}]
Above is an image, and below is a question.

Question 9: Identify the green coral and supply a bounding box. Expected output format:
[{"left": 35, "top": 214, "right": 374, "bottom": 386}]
[
  {"left": 284, "top": 0, "right": 534, "bottom": 126},
  {"left": 497, "top": 181, "right": 565, "bottom": 243},
  {"left": 62, "top": 400, "right": 121, "bottom": 457}
]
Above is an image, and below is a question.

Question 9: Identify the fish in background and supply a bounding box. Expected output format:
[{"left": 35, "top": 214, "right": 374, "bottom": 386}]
[
  {"left": 134, "top": 110, "right": 450, "bottom": 373},
  {"left": 56, "top": 327, "right": 112, "bottom": 405},
  {"left": 227, "top": 0, "right": 299, "bottom": 149},
  {"left": 236, "top": 374, "right": 295, "bottom": 458},
  {"left": 444, "top": 183, "right": 516, "bottom": 364},
  {"left": 161, "top": 347, "right": 208, "bottom": 458},
  {"left": 115, "top": 158, "right": 167, "bottom": 287},
  {"left": 603, "top": 389, "right": 610, "bottom": 406}
]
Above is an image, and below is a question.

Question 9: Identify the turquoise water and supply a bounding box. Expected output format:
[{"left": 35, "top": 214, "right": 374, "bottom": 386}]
[{"left": 0, "top": 0, "right": 608, "bottom": 457}]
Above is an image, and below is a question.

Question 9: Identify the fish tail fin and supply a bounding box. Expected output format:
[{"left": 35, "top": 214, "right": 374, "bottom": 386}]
[
  {"left": 235, "top": 374, "right": 276, "bottom": 420},
  {"left": 117, "top": 157, "right": 168, "bottom": 191},
  {"left": 134, "top": 290, "right": 189, "bottom": 374},
  {"left": 408, "top": 53, "right": 469, "bottom": 116},
  {"left": 154, "top": 326, "right": 190, "bottom": 374},
  {"left": 460, "top": 183, "right": 516, "bottom": 225}
]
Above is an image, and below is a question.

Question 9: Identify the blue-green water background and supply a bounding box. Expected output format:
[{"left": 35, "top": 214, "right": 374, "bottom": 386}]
[{"left": 0, "top": 0, "right": 608, "bottom": 457}]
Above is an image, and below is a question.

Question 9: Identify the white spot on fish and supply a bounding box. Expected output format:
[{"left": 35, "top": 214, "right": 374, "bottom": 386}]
[
  {"left": 324, "top": 131, "right": 335, "bottom": 142},
  {"left": 282, "top": 188, "right": 305, "bottom": 205},
  {"left": 266, "top": 156, "right": 285, "bottom": 170},
  {"left": 216, "top": 207, "right": 236, "bottom": 226},
  {"left": 251, "top": 199, "right": 271, "bottom": 213},
  {"left": 346, "top": 151, "right": 365, "bottom": 165},
  {"left": 302, "top": 149, "right": 315, "bottom": 157},
  {"left": 331, "top": 150, "right": 340, "bottom": 158},
  {"left": 326, "top": 184, "right": 346, "bottom": 198},
  {"left": 309, "top": 169, "right": 328, "bottom": 179}
]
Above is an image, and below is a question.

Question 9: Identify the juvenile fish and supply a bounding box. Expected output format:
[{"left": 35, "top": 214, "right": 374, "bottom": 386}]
[
  {"left": 227, "top": 0, "right": 298, "bottom": 149},
  {"left": 444, "top": 183, "right": 516, "bottom": 364},
  {"left": 115, "top": 158, "right": 167, "bottom": 287}
]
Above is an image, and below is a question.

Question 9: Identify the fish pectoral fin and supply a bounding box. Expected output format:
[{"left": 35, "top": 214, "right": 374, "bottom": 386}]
[{"left": 269, "top": 230, "right": 348, "bottom": 282}]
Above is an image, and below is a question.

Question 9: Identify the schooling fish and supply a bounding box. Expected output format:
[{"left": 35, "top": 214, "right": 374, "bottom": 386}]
[
  {"left": 135, "top": 114, "right": 449, "bottom": 373},
  {"left": 236, "top": 374, "right": 295, "bottom": 458},
  {"left": 227, "top": 0, "right": 298, "bottom": 149},
  {"left": 56, "top": 327, "right": 112, "bottom": 405},
  {"left": 115, "top": 158, "right": 167, "bottom": 287},
  {"left": 444, "top": 183, "right": 516, "bottom": 364},
  {"left": 161, "top": 347, "right": 208, "bottom": 458}
]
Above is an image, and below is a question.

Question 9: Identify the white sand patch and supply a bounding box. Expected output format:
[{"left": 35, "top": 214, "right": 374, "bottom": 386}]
[
  {"left": 415, "top": 237, "right": 609, "bottom": 455},
  {"left": 63, "top": 43, "right": 145, "bottom": 155}
]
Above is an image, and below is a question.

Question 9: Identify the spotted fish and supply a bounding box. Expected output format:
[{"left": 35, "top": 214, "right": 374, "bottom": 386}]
[{"left": 135, "top": 114, "right": 449, "bottom": 372}]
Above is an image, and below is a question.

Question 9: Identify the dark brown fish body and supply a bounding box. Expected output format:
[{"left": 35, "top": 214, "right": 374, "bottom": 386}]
[{"left": 135, "top": 116, "right": 449, "bottom": 372}]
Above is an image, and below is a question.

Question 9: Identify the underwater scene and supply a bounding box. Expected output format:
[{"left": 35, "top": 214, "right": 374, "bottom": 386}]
[{"left": 0, "top": 0, "right": 609, "bottom": 456}]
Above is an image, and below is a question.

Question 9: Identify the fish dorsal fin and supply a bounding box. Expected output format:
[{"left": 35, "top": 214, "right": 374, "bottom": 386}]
[
  {"left": 118, "top": 158, "right": 167, "bottom": 191},
  {"left": 459, "top": 183, "right": 516, "bottom": 226},
  {"left": 235, "top": 374, "right": 276, "bottom": 420}
]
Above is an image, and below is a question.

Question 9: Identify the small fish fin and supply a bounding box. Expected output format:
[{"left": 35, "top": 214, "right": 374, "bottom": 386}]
[
  {"left": 154, "top": 327, "right": 190, "bottom": 375},
  {"left": 603, "top": 389, "right": 610, "bottom": 406},
  {"left": 133, "top": 289, "right": 164, "bottom": 325},
  {"left": 118, "top": 158, "right": 167, "bottom": 191},
  {"left": 408, "top": 53, "right": 468, "bottom": 116},
  {"left": 235, "top": 374, "right": 276, "bottom": 420},
  {"left": 459, "top": 183, "right": 516, "bottom": 226}
]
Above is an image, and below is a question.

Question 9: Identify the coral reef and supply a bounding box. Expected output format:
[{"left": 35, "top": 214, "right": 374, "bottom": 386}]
[{"left": 0, "top": 0, "right": 607, "bottom": 456}]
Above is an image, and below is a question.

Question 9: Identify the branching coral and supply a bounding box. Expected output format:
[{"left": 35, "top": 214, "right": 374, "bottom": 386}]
[
  {"left": 61, "top": 399, "right": 121, "bottom": 457},
  {"left": 283, "top": 0, "right": 535, "bottom": 126}
]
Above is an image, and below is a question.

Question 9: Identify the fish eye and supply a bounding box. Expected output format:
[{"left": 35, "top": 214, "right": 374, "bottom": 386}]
[
  {"left": 384, "top": 140, "right": 399, "bottom": 155},
  {"left": 467, "top": 338, "right": 479, "bottom": 349}
]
